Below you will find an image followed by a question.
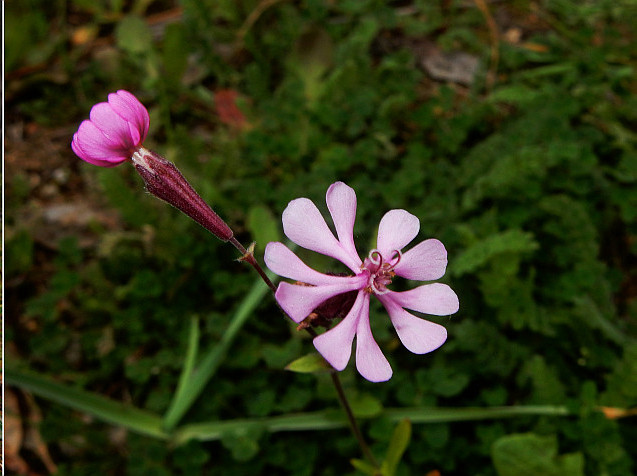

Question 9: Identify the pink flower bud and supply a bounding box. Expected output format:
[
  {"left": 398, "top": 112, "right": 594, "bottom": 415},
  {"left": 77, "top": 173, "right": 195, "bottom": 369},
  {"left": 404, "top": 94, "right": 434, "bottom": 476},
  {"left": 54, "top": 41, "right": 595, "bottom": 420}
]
[
  {"left": 71, "top": 90, "right": 150, "bottom": 167},
  {"left": 72, "top": 91, "right": 233, "bottom": 242}
]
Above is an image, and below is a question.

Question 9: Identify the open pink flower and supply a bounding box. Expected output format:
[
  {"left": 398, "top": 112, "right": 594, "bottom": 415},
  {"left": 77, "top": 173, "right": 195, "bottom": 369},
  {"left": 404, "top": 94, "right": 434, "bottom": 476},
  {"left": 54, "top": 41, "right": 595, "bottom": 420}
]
[
  {"left": 264, "top": 182, "right": 459, "bottom": 382},
  {"left": 72, "top": 90, "right": 149, "bottom": 167}
]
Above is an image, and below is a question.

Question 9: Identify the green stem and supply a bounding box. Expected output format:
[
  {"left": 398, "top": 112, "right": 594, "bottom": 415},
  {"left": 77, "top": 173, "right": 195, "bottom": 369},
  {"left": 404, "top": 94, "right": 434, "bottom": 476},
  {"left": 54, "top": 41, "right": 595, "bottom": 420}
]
[
  {"left": 304, "top": 327, "right": 379, "bottom": 469},
  {"left": 385, "top": 405, "right": 571, "bottom": 422},
  {"left": 330, "top": 372, "right": 379, "bottom": 469},
  {"left": 173, "top": 404, "right": 573, "bottom": 444}
]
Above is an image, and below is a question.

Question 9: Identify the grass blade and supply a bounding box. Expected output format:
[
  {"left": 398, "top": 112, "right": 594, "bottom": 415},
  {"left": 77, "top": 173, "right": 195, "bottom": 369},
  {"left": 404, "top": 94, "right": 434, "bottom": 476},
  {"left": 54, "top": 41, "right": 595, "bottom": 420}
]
[
  {"left": 162, "top": 267, "right": 280, "bottom": 429},
  {"left": 5, "top": 366, "right": 168, "bottom": 439}
]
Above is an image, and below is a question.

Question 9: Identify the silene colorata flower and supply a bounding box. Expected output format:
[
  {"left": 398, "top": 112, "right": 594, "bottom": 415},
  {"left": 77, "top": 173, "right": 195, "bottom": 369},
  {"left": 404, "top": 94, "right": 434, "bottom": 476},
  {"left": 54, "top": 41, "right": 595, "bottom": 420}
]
[
  {"left": 72, "top": 90, "right": 149, "bottom": 167},
  {"left": 265, "top": 182, "right": 459, "bottom": 382},
  {"left": 71, "top": 90, "right": 233, "bottom": 241}
]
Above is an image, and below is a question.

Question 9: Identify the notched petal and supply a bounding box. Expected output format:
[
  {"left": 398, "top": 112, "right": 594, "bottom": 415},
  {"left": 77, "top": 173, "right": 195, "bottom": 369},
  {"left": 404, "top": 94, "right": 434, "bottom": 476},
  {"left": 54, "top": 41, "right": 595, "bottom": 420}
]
[
  {"left": 326, "top": 182, "right": 360, "bottom": 262},
  {"left": 394, "top": 239, "right": 448, "bottom": 281},
  {"left": 379, "top": 295, "right": 448, "bottom": 354},
  {"left": 376, "top": 209, "right": 420, "bottom": 258},
  {"left": 282, "top": 197, "right": 361, "bottom": 272},
  {"left": 313, "top": 291, "right": 366, "bottom": 370},
  {"left": 355, "top": 303, "right": 393, "bottom": 382},
  {"left": 388, "top": 284, "right": 459, "bottom": 316}
]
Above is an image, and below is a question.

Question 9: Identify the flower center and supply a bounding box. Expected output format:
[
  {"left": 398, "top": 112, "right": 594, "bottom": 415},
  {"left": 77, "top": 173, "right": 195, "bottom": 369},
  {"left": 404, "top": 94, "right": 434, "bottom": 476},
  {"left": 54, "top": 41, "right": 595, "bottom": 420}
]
[{"left": 361, "top": 249, "right": 401, "bottom": 295}]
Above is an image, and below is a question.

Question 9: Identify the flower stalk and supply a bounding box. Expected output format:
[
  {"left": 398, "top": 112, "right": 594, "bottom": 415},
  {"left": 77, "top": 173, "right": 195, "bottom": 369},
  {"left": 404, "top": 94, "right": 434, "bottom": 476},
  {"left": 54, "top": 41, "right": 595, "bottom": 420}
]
[
  {"left": 231, "top": 239, "right": 277, "bottom": 292},
  {"left": 330, "top": 372, "right": 380, "bottom": 470}
]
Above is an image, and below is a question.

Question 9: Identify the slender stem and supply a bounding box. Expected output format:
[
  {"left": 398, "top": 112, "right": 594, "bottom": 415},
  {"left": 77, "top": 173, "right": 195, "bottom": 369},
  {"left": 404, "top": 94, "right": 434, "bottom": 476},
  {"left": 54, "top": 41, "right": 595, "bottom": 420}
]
[
  {"left": 230, "top": 237, "right": 379, "bottom": 470},
  {"left": 229, "top": 237, "right": 277, "bottom": 292},
  {"left": 330, "top": 372, "right": 380, "bottom": 470}
]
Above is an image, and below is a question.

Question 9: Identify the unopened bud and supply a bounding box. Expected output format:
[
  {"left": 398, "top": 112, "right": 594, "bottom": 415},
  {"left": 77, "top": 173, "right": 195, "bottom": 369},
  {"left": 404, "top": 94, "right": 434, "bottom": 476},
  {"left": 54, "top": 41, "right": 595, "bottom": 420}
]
[{"left": 131, "top": 147, "right": 233, "bottom": 241}]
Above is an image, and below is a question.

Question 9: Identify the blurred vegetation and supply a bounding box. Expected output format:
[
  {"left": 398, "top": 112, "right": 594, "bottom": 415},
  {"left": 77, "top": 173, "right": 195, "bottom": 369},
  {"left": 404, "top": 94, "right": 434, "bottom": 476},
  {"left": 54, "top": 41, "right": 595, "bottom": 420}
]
[{"left": 5, "top": 0, "right": 637, "bottom": 474}]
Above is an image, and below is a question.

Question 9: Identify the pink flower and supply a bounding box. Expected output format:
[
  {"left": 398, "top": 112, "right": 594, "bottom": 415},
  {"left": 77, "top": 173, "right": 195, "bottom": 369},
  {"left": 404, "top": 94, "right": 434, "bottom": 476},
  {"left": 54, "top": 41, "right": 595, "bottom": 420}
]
[
  {"left": 264, "top": 182, "right": 459, "bottom": 382},
  {"left": 71, "top": 90, "right": 149, "bottom": 167},
  {"left": 71, "top": 91, "right": 233, "bottom": 241}
]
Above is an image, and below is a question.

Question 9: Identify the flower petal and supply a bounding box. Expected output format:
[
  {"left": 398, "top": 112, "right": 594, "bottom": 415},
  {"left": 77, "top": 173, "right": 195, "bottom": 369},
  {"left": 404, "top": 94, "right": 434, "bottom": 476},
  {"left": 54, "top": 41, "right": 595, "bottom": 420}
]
[
  {"left": 275, "top": 278, "right": 366, "bottom": 323},
  {"left": 394, "top": 239, "right": 448, "bottom": 281},
  {"left": 313, "top": 291, "right": 366, "bottom": 370},
  {"left": 108, "top": 90, "right": 150, "bottom": 145},
  {"left": 355, "top": 300, "right": 393, "bottom": 382},
  {"left": 89, "top": 102, "right": 136, "bottom": 149},
  {"left": 72, "top": 121, "right": 129, "bottom": 166},
  {"left": 378, "top": 294, "right": 447, "bottom": 354},
  {"left": 282, "top": 197, "right": 361, "bottom": 272},
  {"left": 264, "top": 242, "right": 353, "bottom": 286},
  {"left": 326, "top": 182, "right": 360, "bottom": 264},
  {"left": 72, "top": 138, "right": 124, "bottom": 167},
  {"left": 387, "top": 284, "right": 459, "bottom": 316},
  {"left": 376, "top": 209, "right": 420, "bottom": 258}
]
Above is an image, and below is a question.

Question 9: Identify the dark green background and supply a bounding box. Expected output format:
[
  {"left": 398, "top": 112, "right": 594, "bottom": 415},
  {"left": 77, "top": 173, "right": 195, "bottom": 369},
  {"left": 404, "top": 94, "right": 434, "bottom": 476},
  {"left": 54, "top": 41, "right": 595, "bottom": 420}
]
[{"left": 5, "top": 0, "right": 636, "bottom": 474}]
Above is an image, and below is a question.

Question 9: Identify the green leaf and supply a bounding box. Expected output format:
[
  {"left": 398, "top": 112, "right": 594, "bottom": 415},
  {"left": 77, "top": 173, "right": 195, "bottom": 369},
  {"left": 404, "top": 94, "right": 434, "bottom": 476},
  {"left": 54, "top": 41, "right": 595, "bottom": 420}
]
[
  {"left": 601, "top": 342, "right": 637, "bottom": 407},
  {"left": 5, "top": 366, "right": 167, "bottom": 439},
  {"left": 518, "top": 355, "right": 567, "bottom": 404},
  {"left": 174, "top": 411, "right": 346, "bottom": 444},
  {"left": 174, "top": 405, "right": 571, "bottom": 444},
  {"left": 115, "top": 15, "right": 153, "bottom": 55},
  {"left": 488, "top": 85, "right": 541, "bottom": 106},
  {"left": 285, "top": 353, "right": 331, "bottom": 374},
  {"left": 384, "top": 406, "right": 570, "bottom": 424},
  {"left": 381, "top": 419, "right": 412, "bottom": 476},
  {"left": 351, "top": 458, "right": 378, "bottom": 475},
  {"left": 430, "top": 370, "right": 470, "bottom": 398},
  {"left": 163, "top": 267, "right": 281, "bottom": 429},
  {"left": 451, "top": 229, "right": 538, "bottom": 276},
  {"left": 492, "top": 433, "right": 585, "bottom": 476},
  {"left": 163, "top": 317, "right": 200, "bottom": 430}
]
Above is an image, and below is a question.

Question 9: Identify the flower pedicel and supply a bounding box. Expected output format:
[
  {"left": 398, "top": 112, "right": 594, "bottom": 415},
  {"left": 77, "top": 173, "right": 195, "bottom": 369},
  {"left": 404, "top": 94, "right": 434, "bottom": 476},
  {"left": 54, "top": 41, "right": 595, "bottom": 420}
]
[{"left": 265, "top": 182, "right": 459, "bottom": 382}]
